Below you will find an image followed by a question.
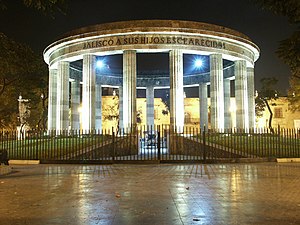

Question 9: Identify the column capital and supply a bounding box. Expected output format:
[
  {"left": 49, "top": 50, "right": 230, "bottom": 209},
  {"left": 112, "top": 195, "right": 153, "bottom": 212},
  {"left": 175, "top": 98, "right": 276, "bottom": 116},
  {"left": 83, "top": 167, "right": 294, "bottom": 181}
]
[{"left": 209, "top": 53, "right": 222, "bottom": 57}]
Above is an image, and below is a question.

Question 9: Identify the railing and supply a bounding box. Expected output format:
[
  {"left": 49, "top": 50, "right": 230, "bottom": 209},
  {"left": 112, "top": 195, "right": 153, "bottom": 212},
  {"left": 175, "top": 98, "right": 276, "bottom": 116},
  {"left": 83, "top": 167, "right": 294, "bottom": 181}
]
[{"left": 0, "top": 126, "right": 299, "bottom": 163}]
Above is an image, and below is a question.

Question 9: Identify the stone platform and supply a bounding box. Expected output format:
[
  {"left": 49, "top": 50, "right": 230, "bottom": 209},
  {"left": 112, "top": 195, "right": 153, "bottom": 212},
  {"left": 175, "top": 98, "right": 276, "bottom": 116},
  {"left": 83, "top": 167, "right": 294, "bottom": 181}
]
[{"left": 0, "top": 163, "right": 299, "bottom": 225}]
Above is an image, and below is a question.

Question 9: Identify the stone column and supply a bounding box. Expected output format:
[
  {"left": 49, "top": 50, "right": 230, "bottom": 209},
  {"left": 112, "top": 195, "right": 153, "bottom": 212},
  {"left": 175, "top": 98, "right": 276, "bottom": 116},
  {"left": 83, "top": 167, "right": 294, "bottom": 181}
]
[
  {"left": 210, "top": 54, "right": 224, "bottom": 130},
  {"left": 247, "top": 67, "right": 255, "bottom": 129},
  {"left": 82, "top": 54, "right": 96, "bottom": 131},
  {"left": 224, "top": 78, "right": 231, "bottom": 129},
  {"left": 119, "top": 86, "right": 123, "bottom": 130},
  {"left": 146, "top": 85, "right": 155, "bottom": 128},
  {"left": 56, "top": 61, "right": 70, "bottom": 131},
  {"left": 123, "top": 50, "right": 137, "bottom": 131},
  {"left": 95, "top": 84, "right": 102, "bottom": 132},
  {"left": 235, "top": 60, "right": 249, "bottom": 129},
  {"left": 169, "top": 49, "right": 184, "bottom": 131},
  {"left": 70, "top": 80, "right": 80, "bottom": 130},
  {"left": 48, "top": 68, "right": 57, "bottom": 131},
  {"left": 199, "top": 83, "right": 208, "bottom": 130}
]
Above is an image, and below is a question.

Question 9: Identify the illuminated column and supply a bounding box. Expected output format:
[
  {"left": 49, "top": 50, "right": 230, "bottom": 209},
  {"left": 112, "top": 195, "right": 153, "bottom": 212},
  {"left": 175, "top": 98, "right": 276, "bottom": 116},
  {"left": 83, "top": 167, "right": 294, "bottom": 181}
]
[
  {"left": 235, "top": 60, "right": 249, "bottom": 129},
  {"left": 210, "top": 54, "right": 224, "bottom": 130},
  {"left": 119, "top": 86, "right": 123, "bottom": 130},
  {"left": 169, "top": 49, "right": 184, "bottom": 131},
  {"left": 123, "top": 50, "right": 137, "bottom": 130},
  {"left": 56, "top": 61, "right": 70, "bottom": 131},
  {"left": 82, "top": 54, "right": 96, "bottom": 131},
  {"left": 199, "top": 83, "right": 208, "bottom": 130},
  {"left": 48, "top": 68, "right": 57, "bottom": 131},
  {"left": 95, "top": 84, "right": 102, "bottom": 132},
  {"left": 247, "top": 67, "right": 255, "bottom": 129},
  {"left": 146, "top": 85, "right": 155, "bottom": 128},
  {"left": 224, "top": 78, "right": 231, "bottom": 129},
  {"left": 70, "top": 80, "right": 80, "bottom": 130}
]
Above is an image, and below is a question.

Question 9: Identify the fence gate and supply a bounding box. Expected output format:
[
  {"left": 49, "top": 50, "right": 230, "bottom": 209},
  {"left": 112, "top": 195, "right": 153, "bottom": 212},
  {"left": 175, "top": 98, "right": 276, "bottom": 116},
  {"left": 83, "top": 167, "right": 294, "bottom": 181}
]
[{"left": 1, "top": 126, "right": 299, "bottom": 163}]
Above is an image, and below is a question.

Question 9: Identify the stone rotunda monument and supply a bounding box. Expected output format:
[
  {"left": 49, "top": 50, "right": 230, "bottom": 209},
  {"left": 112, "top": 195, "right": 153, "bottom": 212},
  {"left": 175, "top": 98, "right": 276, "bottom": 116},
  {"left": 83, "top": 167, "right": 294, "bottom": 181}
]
[{"left": 43, "top": 20, "right": 260, "bottom": 132}]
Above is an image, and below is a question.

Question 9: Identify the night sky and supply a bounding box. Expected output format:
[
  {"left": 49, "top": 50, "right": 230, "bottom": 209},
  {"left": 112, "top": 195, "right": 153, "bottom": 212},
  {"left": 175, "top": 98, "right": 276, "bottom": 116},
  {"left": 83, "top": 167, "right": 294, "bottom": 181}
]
[{"left": 0, "top": 0, "right": 297, "bottom": 95}]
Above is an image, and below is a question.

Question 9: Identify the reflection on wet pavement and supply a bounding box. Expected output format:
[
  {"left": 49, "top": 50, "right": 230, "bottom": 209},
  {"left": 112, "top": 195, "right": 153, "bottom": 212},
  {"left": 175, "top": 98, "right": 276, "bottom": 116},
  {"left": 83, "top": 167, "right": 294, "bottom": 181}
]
[{"left": 0, "top": 163, "right": 299, "bottom": 224}]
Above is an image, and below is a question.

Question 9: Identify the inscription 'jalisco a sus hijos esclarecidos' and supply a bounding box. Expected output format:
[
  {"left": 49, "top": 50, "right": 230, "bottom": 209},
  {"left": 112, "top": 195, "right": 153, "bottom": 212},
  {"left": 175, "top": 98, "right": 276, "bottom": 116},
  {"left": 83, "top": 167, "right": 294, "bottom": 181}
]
[{"left": 83, "top": 36, "right": 226, "bottom": 49}]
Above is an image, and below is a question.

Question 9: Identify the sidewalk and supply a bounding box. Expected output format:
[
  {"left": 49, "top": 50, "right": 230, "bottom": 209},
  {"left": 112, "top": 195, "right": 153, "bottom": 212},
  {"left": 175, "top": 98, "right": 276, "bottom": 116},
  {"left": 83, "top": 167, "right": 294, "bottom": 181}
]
[
  {"left": 0, "top": 165, "right": 11, "bottom": 176},
  {"left": 0, "top": 163, "right": 299, "bottom": 225}
]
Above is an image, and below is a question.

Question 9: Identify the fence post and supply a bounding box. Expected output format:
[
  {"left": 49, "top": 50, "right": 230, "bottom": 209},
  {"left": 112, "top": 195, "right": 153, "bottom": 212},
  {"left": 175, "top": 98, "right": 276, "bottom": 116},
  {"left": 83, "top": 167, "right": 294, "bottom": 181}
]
[
  {"left": 112, "top": 130, "right": 115, "bottom": 161},
  {"left": 202, "top": 125, "right": 206, "bottom": 163},
  {"left": 157, "top": 130, "right": 161, "bottom": 161},
  {"left": 6, "top": 131, "right": 9, "bottom": 154},
  {"left": 35, "top": 130, "right": 39, "bottom": 160}
]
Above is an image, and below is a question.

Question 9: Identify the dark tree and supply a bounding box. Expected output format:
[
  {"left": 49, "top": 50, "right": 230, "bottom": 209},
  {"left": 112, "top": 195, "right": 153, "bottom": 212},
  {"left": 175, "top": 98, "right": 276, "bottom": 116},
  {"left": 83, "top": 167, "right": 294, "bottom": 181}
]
[
  {"left": 0, "top": 33, "right": 48, "bottom": 129},
  {"left": 161, "top": 90, "right": 170, "bottom": 115},
  {"left": 279, "top": 31, "right": 300, "bottom": 111},
  {"left": 0, "top": 0, "right": 67, "bottom": 16},
  {"left": 0, "top": 0, "right": 67, "bottom": 129},
  {"left": 253, "top": 0, "right": 300, "bottom": 23},
  {"left": 255, "top": 78, "right": 278, "bottom": 131},
  {"left": 253, "top": 0, "right": 300, "bottom": 110}
]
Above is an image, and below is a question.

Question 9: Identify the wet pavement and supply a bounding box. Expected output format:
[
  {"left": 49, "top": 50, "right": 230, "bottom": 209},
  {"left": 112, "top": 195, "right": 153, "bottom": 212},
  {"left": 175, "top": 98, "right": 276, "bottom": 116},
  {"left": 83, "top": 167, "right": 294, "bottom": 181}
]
[{"left": 0, "top": 163, "right": 300, "bottom": 225}]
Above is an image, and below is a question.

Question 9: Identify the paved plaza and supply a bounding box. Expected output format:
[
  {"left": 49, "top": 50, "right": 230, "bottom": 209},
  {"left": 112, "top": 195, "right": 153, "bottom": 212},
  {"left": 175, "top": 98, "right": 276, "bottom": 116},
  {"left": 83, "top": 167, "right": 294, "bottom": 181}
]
[{"left": 0, "top": 163, "right": 299, "bottom": 225}]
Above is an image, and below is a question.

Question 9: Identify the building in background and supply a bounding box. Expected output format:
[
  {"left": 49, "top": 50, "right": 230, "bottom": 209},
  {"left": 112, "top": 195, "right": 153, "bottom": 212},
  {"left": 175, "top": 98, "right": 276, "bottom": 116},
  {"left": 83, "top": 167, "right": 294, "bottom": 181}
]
[
  {"left": 98, "top": 96, "right": 300, "bottom": 131},
  {"left": 256, "top": 97, "right": 300, "bottom": 129}
]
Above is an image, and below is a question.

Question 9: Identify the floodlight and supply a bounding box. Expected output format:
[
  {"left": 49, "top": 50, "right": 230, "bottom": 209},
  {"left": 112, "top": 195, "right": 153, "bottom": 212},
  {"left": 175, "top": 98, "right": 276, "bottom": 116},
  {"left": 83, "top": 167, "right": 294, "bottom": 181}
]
[
  {"left": 96, "top": 60, "right": 104, "bottom": 68},
  {"left": 195, "top": 59, "right": 203, "bottom": 68}
]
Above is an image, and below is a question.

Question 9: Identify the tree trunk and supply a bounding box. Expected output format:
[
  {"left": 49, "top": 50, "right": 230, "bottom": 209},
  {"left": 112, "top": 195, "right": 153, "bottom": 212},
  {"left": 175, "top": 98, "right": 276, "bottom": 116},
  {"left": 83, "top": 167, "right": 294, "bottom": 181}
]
[{"left": 264, "top": 99, "right": 274, "bottom": 133}]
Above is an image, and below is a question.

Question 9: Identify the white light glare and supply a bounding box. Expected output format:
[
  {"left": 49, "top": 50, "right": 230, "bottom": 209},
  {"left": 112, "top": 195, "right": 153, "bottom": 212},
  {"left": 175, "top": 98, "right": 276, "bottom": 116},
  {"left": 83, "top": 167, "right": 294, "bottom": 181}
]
[
  {"left": 96, "top": 60, "right": 104, "bottom": 68},
  {"left": 195, "top": 59, "right": 203, "bottom": 68}
]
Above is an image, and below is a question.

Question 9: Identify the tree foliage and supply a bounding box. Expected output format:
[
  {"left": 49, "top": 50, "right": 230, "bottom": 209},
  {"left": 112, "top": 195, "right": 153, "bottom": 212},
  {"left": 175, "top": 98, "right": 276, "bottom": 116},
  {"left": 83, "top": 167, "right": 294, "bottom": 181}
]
[
  {"left": 0, "top": 0, "right": 67, "bottom": 16},
  {"left": 161, "top": 90, "right": 170, "bottom": 115},
  {"left": 255, "top": 78, "right": 278, "bottom": 130},
  {"left": 279, "top": 31, "right": 300, "bottom": 111},
  {"left": 253, "top": 0, "right": 300, "bottom": 23},
  {"left": 0, "top": 33, "right": 48, "bottom": 129},
  {"left": 277, "top": 31, "right": 300, "bottom": 77},
  {"left": 102, "top": 96, "right": 119, "bottom": 122},
  {"left": 0, "top": 0, "right": 66, "bottom": 129},
  {"left": 287, "top": 77, "right": 300, "bottom": 112},
  {"left": 253, "top": 0, "right": 300, "bottom": 111}
]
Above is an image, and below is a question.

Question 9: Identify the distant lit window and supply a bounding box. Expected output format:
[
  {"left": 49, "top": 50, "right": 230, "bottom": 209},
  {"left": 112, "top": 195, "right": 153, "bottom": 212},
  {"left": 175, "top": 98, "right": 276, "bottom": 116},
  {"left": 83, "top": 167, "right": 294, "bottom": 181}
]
[{"left": 274, "top": 108, "right": 283, "bottom": 118}]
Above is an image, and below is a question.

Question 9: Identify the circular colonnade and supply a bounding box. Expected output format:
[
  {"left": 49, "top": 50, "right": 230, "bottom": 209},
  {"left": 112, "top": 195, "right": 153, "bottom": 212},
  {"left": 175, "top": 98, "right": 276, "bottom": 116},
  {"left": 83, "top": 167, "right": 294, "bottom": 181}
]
[{"left": 43, "top": 20, "right": 260, "bottom": 131}]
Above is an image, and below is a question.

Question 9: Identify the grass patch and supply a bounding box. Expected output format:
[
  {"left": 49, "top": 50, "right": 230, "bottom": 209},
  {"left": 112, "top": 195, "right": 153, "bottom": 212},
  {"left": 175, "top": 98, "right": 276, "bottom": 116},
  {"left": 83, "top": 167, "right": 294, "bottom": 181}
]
[
  {"left": 1, "top": 134, "right": 112, "bottom": 159},
  {"left": 200, "top": 133, "right": 300, "bottom": 158}
]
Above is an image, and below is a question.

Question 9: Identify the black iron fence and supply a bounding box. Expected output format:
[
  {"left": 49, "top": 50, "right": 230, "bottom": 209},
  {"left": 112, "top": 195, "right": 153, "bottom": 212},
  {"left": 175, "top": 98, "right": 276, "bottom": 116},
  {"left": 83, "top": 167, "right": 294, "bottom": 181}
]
[{"left": 0, "top": 126, "right": 299, "bottom": 163}]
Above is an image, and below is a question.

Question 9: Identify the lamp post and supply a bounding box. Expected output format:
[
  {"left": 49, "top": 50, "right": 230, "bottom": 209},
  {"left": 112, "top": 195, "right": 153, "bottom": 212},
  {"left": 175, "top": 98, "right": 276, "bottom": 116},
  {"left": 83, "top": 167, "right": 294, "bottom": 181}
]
[{"left": 17, "top": 94, "right": 30, "bottom": 139}]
